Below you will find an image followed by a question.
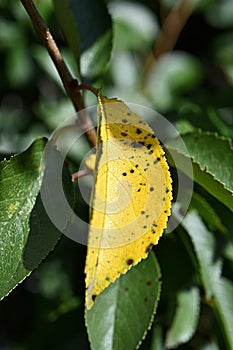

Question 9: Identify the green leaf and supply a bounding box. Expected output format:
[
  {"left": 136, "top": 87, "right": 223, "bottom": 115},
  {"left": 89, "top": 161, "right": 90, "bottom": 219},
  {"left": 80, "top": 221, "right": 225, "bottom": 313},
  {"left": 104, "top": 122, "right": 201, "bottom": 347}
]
[
  {"left": 150, "top": 326, "right": 164, "bottom": 350},
  {"left": 166, "top": 131, "right": 233, "bottom": 211},
  {"left": 165, "top": 287, "right": 200, "bottom": 348},
  {"left": 180, "top": 210, "right": 222, "bottom": 299},
  {"left": 213, "top": 278, "right": 233, "bottom": 349},
  {"left": 53, "top": 0, "right": 81, "bottom": 76},
  {"left": 190, "top": 192, "right": 226, "bottom": 233},
  {"left": 145, "top": 52, "right": 203, "bottom": 112},
  {"left": 110, "top": 1, "right": 159, "bottom": 51},
  {"left": 155, "top": 234, "right": 194, "bottom": 296},
  {"left": 181, "top": 132, "right": 233, "bottom": 192},
  {"left": 85, "top": 251, "right": 161, "bottom": 350},
  {"left": 0, "top": 138, "right": 72, "bottom": 300},
  {"left": 53, "top": 0, "right": 113, "bottom": 80},
  {"left": 180, "top": 210, "right": 233, "bottom": 348}
]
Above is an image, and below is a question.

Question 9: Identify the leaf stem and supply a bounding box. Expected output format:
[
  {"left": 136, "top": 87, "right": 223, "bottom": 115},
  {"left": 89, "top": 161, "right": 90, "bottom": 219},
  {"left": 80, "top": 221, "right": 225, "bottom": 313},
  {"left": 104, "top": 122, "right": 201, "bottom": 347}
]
[
  {"left": 72, "top": 168, "right": 93, "bottom": 182},
  {"left": 20, "top": 0, "right": 97, "bottom": 147},
  {"left": 76, "top": 84, "right": 100, "bottom": 97}
]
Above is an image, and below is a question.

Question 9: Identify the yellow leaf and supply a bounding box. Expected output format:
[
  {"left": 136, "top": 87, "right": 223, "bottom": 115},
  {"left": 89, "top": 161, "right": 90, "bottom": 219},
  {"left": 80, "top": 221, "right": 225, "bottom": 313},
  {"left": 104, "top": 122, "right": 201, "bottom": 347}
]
[{"left": 85, "top": 92, "right": 172, "bottom": 309}]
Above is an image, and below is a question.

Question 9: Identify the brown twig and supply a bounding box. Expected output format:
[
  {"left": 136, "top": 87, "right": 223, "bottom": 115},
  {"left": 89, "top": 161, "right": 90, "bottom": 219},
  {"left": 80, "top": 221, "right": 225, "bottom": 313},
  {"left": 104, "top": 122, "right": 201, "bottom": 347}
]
[
  {"left": 142, "top": 0, "right": 195, "bottom": 84},
  {"left": 20, "top": 0, "right": 97, "bottom": 148},
  {"left": 71, "top": 168, "right": 93, "bottom": 182}
]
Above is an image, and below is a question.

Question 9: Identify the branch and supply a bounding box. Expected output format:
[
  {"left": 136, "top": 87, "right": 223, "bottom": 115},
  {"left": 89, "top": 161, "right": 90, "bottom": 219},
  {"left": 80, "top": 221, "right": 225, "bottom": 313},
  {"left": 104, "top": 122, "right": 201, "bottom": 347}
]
[
  {"left": 20, "top": 0, "right": 97, "bottom": 147},
  {"left": 142, "top": 0, "right": 195, "bottom": 83}
]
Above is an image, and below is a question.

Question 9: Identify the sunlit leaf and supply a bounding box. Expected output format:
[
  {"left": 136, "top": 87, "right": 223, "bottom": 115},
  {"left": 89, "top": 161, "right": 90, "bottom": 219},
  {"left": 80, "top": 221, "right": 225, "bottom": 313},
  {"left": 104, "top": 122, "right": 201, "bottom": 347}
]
[{"left": 85, "top": 93, "right": 172, "bottom": 309}]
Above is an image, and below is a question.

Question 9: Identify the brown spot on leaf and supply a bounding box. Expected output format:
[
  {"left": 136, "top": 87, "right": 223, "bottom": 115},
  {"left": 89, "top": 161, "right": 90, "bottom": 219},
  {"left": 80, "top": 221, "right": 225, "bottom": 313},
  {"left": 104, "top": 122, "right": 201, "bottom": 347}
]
[{"left": 127, "top": 259, "right": 134, "bottom": 265}]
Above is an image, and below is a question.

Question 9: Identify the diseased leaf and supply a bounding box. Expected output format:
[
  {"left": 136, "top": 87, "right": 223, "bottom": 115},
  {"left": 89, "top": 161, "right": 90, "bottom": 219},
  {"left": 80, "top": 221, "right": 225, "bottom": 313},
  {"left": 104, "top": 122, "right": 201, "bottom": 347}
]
[
  {"left": 85, "top": 93, "right": 172, "bottom": 309},
  {"left": 85, "top": 251, "right": 161, "bottom": 350}
]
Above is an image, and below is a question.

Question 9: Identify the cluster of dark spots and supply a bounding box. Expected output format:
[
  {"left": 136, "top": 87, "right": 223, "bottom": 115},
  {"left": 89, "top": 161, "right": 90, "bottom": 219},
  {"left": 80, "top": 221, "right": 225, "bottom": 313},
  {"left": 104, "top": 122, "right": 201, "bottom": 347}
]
[
  {"left": 152, "top": 228, "right": 156, "bottom": 234},
  {"left": 150, "top": 187, "right": 154, "bottom": 192},
  {"left": 146, "top": 281, "right": 152, "bottom": 286},
  {"left": 122, "top": 119, "right": 128, "bottom": 123},
  {"left": 92, "top": 294, "right": 96, "bottom": 301},
  {"left": 127, "top": 259, "right": 134, "bottom": 265},
  {"left": 121, "top": 132, "right": 128, "bottom": 137},
  {"left": 144, "top": 167, "right": 148, "bottom": 171},
  {"left": 147, "top": 144, "right": 152, "bottom": 150},
  {"left": 122, "top": 172, "right": 127, "bottom": 176},
  {"left": 137, "top": 181, "right": 147, "bottom": 192}
]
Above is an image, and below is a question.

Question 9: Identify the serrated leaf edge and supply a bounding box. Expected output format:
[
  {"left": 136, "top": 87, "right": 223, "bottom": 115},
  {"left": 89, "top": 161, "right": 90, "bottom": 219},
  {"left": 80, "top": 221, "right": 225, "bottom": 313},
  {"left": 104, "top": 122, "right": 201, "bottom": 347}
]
[
  {"left": 167, "top": 131, "right": 233, "bottom": 194},
  {"left": 135, "top": 254, "right": 162, "bottom": 350},
  {"left": 165, "top": 286, "right": 200, "bottom": 348}
]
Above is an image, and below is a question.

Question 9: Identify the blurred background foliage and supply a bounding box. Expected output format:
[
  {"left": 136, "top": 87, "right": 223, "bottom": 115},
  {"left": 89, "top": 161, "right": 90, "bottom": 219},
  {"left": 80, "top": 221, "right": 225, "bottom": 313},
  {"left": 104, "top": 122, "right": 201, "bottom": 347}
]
[{"left": 0, "top": 0, "right": 233, "bottom": 349}]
